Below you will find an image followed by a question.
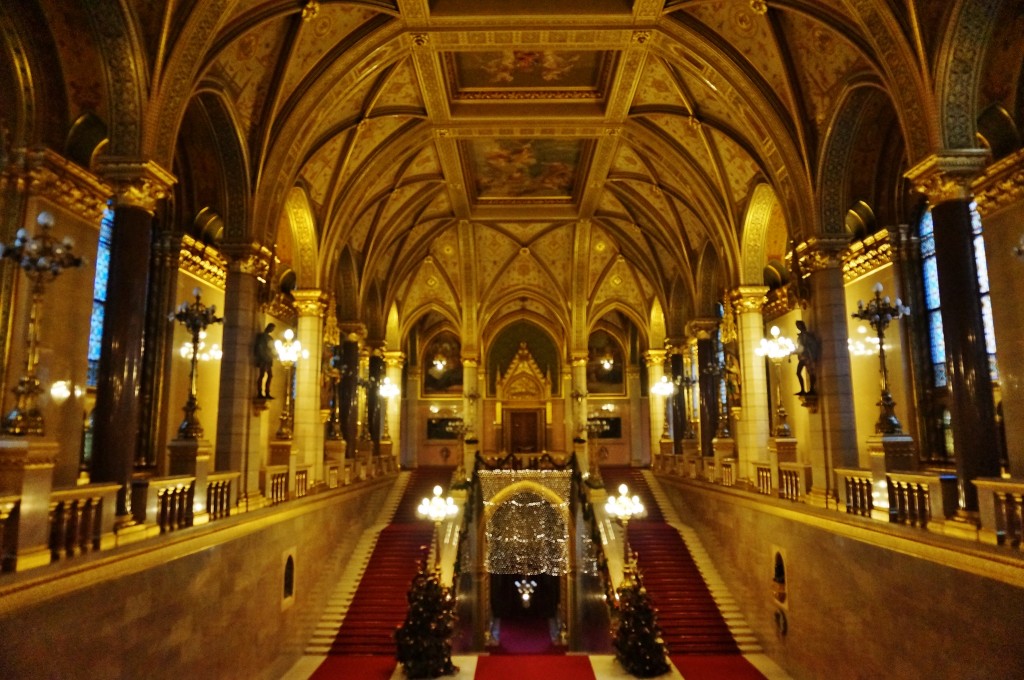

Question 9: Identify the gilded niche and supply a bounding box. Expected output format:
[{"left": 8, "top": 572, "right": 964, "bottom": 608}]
[{"left": 496, "top": 342, "right": 551, "bottom": 401}]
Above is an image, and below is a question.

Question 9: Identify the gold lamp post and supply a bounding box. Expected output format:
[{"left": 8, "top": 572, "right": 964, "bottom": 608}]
[
  {"left": 169, "top": 288, "right": 222, "bottom": 439},
  {"left": 605, "top": 483, "right": 646, "bottom": 560},
  {"left": 274, "top": 328, "right": 305, "bottom": 440},
  {"left": 852, "top": 283, "right": 910, "bottom": 435},
  {"left": 0, "top": 212, "right": 83, "bottom": 436},
  {"left": 756, "top": 325, "right": 797, "bottom": 437},
  {"left": 417, "top": 484, "right": 458, "bottom": 570}
]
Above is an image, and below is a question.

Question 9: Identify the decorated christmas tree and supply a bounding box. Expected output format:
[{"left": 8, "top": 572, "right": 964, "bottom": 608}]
[
  {"left": 613, "top": 552, "right": 670, "bottom": 678},
  {"left": 395, "top": 551, "right": 459, "bottom": 679}
]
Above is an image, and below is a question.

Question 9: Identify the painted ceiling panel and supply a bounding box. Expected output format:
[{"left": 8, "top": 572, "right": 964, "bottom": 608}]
[
  {"left": 591, "top": 256, "right": 649, "bottom": 317},
  {"left": 778, "top": 11, "right": 871, "bottom": 129},
  {"left": 476, "top": 229, "right": 529, "bottom": 300},
  {"left": 341, "top": 115, "right": 420, "bottom": 188},
  {"left": 280, "top": 5, "right": 382, "bottom": 100},
  {"left": 300, "top": 131, "right": 350, "bottom": 207},
  {"left": 210, "top": 21, "right": 287, "bottom": 140},
  {"left": 632, "top": 56, "right": 690, "bottom": 109},
  {"left": 430, "top": 226, "right": 463, "bottom": 294},
  {"left": 402, "top": 256, "right": 461, "bottom": 319},
  {"left": 530, "top": 225, "right": 575, "bottom": 298},
  {"left": 587, "top": 224, "right": 619, "bottom": 296},
  {"left": 371, "top": 57, "right": 428, "bottom": 114},
  {"left": 705, "top": 127, "right": 760, "bottom": 213}
]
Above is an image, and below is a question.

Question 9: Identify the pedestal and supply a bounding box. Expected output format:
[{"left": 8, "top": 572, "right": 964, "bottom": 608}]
[
  {"left": 681, "top": 437, "right": 699, "bottom": 477},
  {"left": 868, "top": 433, "right": 917, "bottom": 520},
  {"left": 0, "top": 438, "right": 57, "bottom": 570},
  {"left": 768, "top": 437, "right": 798, "bottom": 496},
  {"left": 167, "top": 438, "right": 212, "bottom": 525},
  {"left": 270, "top": 440, "right": 298, "bottom": 497},
  {"left": 711, "top": 437, "right": 735, "bottom": 483}
]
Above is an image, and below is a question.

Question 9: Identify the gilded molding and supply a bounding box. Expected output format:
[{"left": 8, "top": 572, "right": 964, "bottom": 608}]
[
  {"left": 730, "top": 286, "right": 769, "bottom": 314},
  {"left": 384, "top": 350, "right": 406, "bottom": 369},
  {"left": 762, "top": 287, "right": 790, "bottom": 320},
  {"left": 972, "top": 148, "right": 1024, "bottom": 217},
  {"left": 179, "top": 234, "right": 227, "bottom": 290},
  {"left": 643, "top": 349, "right": 666, "bottom": 367},
  {"left": 23, "top": 149, "right": 110, "bottom": 221},
  {"left": 266, "top": 295, "right": 297, "bottom": 327},
  {"left": 905, "top": 150, "right": 989, "bottom": 205},
  {"left": 96, "top": 158, "right": 176, "bottom": 214},
  {"left": 843, "top": 231, "right": 891, "bottom": 283},
  {"left": 796, "top": 236, "right": 848, "bottom": 274},
  {"left": 292, "top": 289, "right": 328, "bottom": 317},
  {"left": 221, "top": 242, "right": 272, "bottom": 278},
  {"left": 338, "top": 322, "right": 368, "bottom": 342},
  {"left": 685, "top": 318, "right": 718, "bottom": 340}
]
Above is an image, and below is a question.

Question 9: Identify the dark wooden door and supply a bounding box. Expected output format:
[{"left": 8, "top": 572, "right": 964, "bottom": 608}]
[{"left": 507, "top": 409, "right": 542, "bottom": 453}]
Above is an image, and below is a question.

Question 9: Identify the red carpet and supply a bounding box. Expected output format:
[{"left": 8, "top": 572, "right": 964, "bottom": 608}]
[
  {"left": 672, "top": 654, "right": 768, "bottom": 679},
  {"left": 602, "top": 469, "right": 742, "bottom": 656},
  {"left": 309, "top": 655, "right": 398, "bottom": 679},
  {"left": 325, "top": 468, "right": 455, "bottom": 656},
  {"left": 491, "top": 615, "right": 563, "bottom": 655},
  {"left": 475, "top": 655, "right": 596, "bottom": 680}
]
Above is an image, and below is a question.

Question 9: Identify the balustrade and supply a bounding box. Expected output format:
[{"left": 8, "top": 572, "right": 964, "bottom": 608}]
[
  {"left": 265, "top": 466, "right": 289, "bottom": 504},
  {"left": 295, "top": 467, "right": 309, "bottom": 498},
  {"left": 720, "top": 460, "right": 735, "bottom": 487},
  {"left": 837, "top": 468, "right": 873, "bottom": 517},
  {"left": 206, "top": 473, "right": 236, "bottom": 521},
  {"left": 157, "top": 482, "right": 194, "bottom": 533},
  {"left": 754, "top": 462, "right": 772, "bottom": 496},
  {"left": 974, "top": 477, "right": 1024, "bottom": 548}
]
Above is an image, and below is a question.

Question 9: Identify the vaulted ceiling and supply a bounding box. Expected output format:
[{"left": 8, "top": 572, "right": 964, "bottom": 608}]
[{"left": 26, "top": 0, "right": 987, "bottom": 345}]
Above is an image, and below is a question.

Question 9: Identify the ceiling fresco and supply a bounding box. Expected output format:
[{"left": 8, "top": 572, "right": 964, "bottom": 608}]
[{"left": 83, "top": 0, "right": 981, "bottom": 345}]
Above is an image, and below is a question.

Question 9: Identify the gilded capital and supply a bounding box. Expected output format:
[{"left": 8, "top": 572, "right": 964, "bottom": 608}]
[
  {"left": 221, "top": 242, "right": 273, "bottom": 278},
  {"left": 292, "top": 289, "right": 327, "bottom": 317},
  {"left": 384, "top": 350, "right": 406, "bottom": 369},
  {"left": 797, "top": 236, "right": 848, "bottom": 274},
  {"left": 685, "top": 318, "right": 718, "bottom": 340},
  {"left": 643, "top": 349, "right": 667, "bottom": 367},
  {"left": 26, "top": 149, "right": 110, "bottom": 221},
  {"left": 96, "top": 157, "right": 176, "bottom": 214},
  {"left": 905, "top": 149, "right": 989, "bottom": 205},
  {"left": 730, "top": 286, "right": 769, "bottom": 313},
  {"left": 972, "top": 148, "right": 1024, "bottom": 217}
]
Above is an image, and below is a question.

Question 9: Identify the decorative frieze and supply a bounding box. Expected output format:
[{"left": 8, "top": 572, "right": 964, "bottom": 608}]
[
  {"left": 22, "top": 149, "right": 110, "bottom": 222},
  {"left": 96, "top": 158, "right": 176, "bottom": 214},
  {"left": 972, "top": 148, "right": 1024, "bottom": 217},
  {"left": 843, "top": 230, "right": 892, "bottom": 283},
  {"left": 178, "top": 234, "right": 227, "bottom": 290},
  {"left": 905, "top": 150, "right": 989, "bottom": 205}
]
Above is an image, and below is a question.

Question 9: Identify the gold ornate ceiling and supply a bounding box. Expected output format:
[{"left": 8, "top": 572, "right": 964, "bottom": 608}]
[{"left": 32, "top": 0, "right": 984, "bottom": 343}]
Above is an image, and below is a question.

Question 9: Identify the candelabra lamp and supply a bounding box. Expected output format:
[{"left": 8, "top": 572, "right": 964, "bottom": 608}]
[
  {"left": 852, "top": 283, "right": 910, "bottom": 435},
  {"left": 274, "top": 328, "right": 305, "bottom": 439},
  {"left": 170, "top": 288, "right": 223, "bottom": 439},
  {"left": 605, "top": 483, "right": 645, "bottom": 560},
  {"left": 417, "top": 484, "right": 458, "bottom": 570},
  {"left": 378, "top": 376, "right": 399, "bottom": 439},
  {"left": 678, "top": 374, "right": 697, "bottom": 439},
  {"left": 0, "top": 212, "right": 83, "bottom": 436},
  {"left": 756, "top": 326, "right": 796, "bottom": 437}
]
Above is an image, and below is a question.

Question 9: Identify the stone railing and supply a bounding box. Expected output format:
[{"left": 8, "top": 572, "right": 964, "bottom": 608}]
[
  {"left": 779, "top": 463, "right": 811, "bottom": 502},
  {"left": 753, "top": 461, "right": 773, "bottom": 496},
  {"left": 720, "top": 459, "right": 736, "bottom": 487},
  {"left": 887, "top": 471, "right": 957, "bottom": 529},
  {"left": 205, "top": 472, "right": 237, "bottom": 521},
  {"left": 836, "top": 467, "right": 874, "bottom": 517},
  {"left": 295, "top": 466, "right": 310, "bottom": 498},
  {"left": 326, "top": 461, "right": 340, "bottom": 489},
  {"left": 973, "top": 477, "right": 1024, "bottom": 548},
  {"left": 48, "top": 484, "right": 120, "bottom": 562},
  {"left": 264, "top": 465, "right": 289, "bottom": 504}
]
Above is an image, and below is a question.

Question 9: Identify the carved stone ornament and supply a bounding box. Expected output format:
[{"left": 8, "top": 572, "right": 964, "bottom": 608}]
[
  {"left": 798, "top": 236, "right": 849, "bottom": 274},
  {"left": 25, "top": 149, "right": 110, "bottom": 221},
  {"left": 497, "top": 342, "right": 551, "bottom": 401},
  {"left": 96, "top": 158, "right": 176, "bottom": 214},
  {"left": 905, "top": 149, "right": 989, "bottom": 205},
  {"left": 292, "top": 289, "right": 327, "bottom": 317},
  {"left": 730, "top": 286, "right": 769, "bottom": 314},
  {"left": 221, "top": 242, "right": 272, "bottom": 278},
  {"left": 972, "top": 148, "right": 1024, "bottom": 217}
]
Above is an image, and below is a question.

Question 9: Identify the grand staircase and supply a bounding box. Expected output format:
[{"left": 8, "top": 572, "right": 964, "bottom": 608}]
[
  {"left": 314, "top": 468, "right": 455, "bottom": 656},
  {"left": 601, "top": 468, "right": 758, "bottom": 657}
]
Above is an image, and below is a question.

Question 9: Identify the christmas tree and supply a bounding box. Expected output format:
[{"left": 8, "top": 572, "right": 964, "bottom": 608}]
[
  {"left": 613, "top": 552, "right": 670, "bottom": 678},
  {"left": 395, "top": 551, "right": 459, "bottom": 679}
]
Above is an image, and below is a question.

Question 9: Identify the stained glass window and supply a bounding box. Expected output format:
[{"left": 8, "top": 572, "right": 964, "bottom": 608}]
[
  {"left": 918, "top": 203, "right": 998, "bottom": 389},
  {"left": 87, "top": 209, "right": 113, "bottom": 387}
]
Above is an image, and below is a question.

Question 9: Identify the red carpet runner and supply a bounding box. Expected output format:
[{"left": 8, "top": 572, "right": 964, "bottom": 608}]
[
  {"left": 323, "top": 468, "right": 454, "bottom": 656},
  {"left": 601, "top": 469, "right": 742, "bottom": 655}
]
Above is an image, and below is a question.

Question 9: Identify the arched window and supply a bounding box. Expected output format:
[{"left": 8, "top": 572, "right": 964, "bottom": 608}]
[
  {"left": 918, "top": 203, "right": 998, "bottom": 389},
  {"left": 86, "top": 209, "right": 113, "bottom": 387}
]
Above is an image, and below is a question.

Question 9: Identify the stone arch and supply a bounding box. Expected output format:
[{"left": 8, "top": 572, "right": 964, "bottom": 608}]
[
  {"left": 818, "top": 86, "right": 879, "bottom": 237},
  {"left": 283, "top": 187, "right": 319, "bottom": 289},
  {"left": 334, "top": 246, "right": 360, "bottom": 323},
  {"left": 649, "top": 297, "right": 667, "bottom": 350},
  {"left": 740, "top": 184, "right": 778, "bottom": 286},
  {"left": 193, "top": 91, "right": 251, "bottom": 241},
  {"left": 695, "top": 243, "right": 723, "bottom": 317},
  {"left": 935, "top": 0, "right": 1004, "bottom": 149}
]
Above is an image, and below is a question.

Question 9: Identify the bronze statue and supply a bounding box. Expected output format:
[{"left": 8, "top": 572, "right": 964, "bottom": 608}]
[
  {"left": 254, "top": 322, "right": 276, "bottom": 398},
  {"left": 794, "top": 320, "right": 820, "bottom": 395}
]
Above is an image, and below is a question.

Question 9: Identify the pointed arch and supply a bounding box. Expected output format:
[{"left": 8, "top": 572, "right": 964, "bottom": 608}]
[
  {"left": 740, "top": 184, "right": 778, "bottom": 286},
  {"left": 283, "top": 187, "right": 319, "bottom": 290}
]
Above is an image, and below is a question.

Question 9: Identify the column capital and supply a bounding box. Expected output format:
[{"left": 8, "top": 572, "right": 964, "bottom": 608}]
[
  {"left": 571, "top": 352, "right": 588, "bottom": 367},
  {"left": 906, "top": 149, "right": 989, "bottom": 205},
  {"left": 292, "top": 289, "right": 327, "bottom": 317},
  {"left": 796, "top": 236, "right": 849, "bottom": 274},
  {"left": 338, "top": 322, "right": 367, "bottom": 343},
  {"left": 972, "top": 147, "right": 1024, "bottom": 217},
  {"left": 384, "top": 350, "right": 406, "bottom": 368},
  {"left": 462, "top": 357, "right": 479, "bottom": 368},
  {"left": 729, "top": 286, "right": 769, "bottom": 313},
  {"left": 643, "top": 349, "right": 667, "bottom": 367},
  {"left": 220, "top": 241, "right": 273, "bottom": 278},
  {"left": 24, "top": 148, "right": 110, "bottom": 221},
  {"left": 685, "top": 318, "right": 718, "bottom": 340},
  {"left": 96, "top": 157, "right": 176, "bottom": 213}
]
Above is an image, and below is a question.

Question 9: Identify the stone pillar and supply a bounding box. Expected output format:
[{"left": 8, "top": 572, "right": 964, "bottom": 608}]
[
  {"left": 337, "top": 326, "right": 364, "bottom": 459},
  {"left": 462, "top": 356, "right": 479, "bottom": 477},
  {"left": 732, "top": 287, "right": 770, "bottom": 484},
  {"left": 570, "top": 352, "right": 589, "bottom": 474},
  {"left": 644, "top": 350, "right": 668, "bottom": 467},
  {"left": 0, "top": 439, "right": 57, "bottom": 569},
  {"left": 167, "top": 438, "right": 211, "bottom": 525},
  {"left": 91, "top": 160, "right": 174, "bottom": 521},
  {"left": 214, "top": 243, "right": 272, "bottom": 508},
  {"left": 801, "top": 237, "right": 859, "bottom": 504},
  {"left": 626, "top": 363, "right": 645, "bottom": 466},
  {"left": 687, "top": 319, "right": 719, "bottom": 457},
  {"left": 293, "top": 290, "right": 325, "bottom": 486},
  {"left": 403, "top": 365, "right": 420, "bottom": 469},
  {"left": 907, "top": 151, "right": 1001, "bottom": 513}
]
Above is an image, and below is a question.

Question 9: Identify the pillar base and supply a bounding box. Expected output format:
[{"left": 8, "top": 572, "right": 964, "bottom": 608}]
[
  {"left": 0, "top": 438, "right": 57, "bottom": 569},
  {"left": 711, "top": 437, "right": 735, "bottom": 483}
]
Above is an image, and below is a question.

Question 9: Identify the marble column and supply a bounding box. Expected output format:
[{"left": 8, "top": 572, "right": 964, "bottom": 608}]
[
  {"left": 91, "top": 161, "right": 174, "bottom": 520},
  {"left": 214, "top": 243, "right": 272, "bottom": 508},
  {"left": 462, "top": 357, "right": 479, "bottom": 477},
  {"left": 908, "top": 152, "right": 1001, "bottom": 512},
  {"left": 293, "top": 290, "right": 325, "bottom": 485},
  {"left": 732, "top": 287, "right": 770, "bottom": 483},
  {"left": 803, "top": 238, "right": 859, "bottom": 502},
  {"left": 384, "top": 350, "right": 405, "bottom": 468},
  {"left": 688, "top": 319, "right": 719, "bottom": 457},
  {"left": 571, "top": 352, "right": 590, "bottom": 474},
  {"left": 644, "top": 349, "right": 668, "bottom": 464}
]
